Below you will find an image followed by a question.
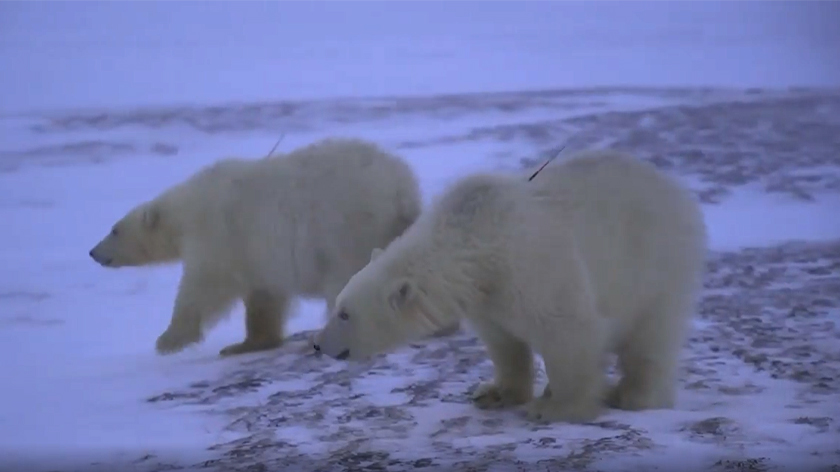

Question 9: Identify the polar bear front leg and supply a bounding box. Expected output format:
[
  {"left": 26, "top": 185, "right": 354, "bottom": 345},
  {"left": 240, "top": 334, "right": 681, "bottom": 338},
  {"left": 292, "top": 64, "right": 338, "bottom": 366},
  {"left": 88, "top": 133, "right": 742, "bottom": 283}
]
[
  {"left": 527, "top": 335, "right": 606, "bottom": 423},
  {"left": 470, "top": 318, "right": 535, "bottom": 409},
  {"left": 525, "top": 260, "right": 607, "bottom": 423},
  {"left": 156, "top": 265, "right": 238, "bottom": 355},
  {"left": 220, "top": 289, "right": 289, "bottom": 357}
]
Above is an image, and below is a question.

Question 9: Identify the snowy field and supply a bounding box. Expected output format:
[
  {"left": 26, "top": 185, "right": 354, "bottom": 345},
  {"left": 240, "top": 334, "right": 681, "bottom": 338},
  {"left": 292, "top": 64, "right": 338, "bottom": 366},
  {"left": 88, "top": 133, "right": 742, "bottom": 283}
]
[{"left": 1, "top": 2, "right": 839, "bottom": 471}]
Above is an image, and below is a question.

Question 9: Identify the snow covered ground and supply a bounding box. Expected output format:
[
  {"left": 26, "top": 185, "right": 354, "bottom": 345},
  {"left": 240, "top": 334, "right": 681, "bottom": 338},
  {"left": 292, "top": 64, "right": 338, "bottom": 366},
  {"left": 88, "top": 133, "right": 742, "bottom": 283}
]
[{"left": 1, "top": 2, "right": 839, "bottom": 471}]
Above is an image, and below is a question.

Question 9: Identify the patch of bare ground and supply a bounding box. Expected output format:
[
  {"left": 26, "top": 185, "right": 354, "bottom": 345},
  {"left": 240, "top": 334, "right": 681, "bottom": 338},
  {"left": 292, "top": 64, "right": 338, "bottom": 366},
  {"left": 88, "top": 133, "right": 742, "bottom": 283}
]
[
  {"left": 11, "top": 89, "right": 837, "bottom": 196},
  {"left": 712, "top": 458, "right": 771, "bottom": 472},
  {"left": 701, "top": 240, "right": 840, "bottom": 396},
  {"left": 0, "top": 140, "right": 179, "bottom": 172},
  {"left": 29, "top": 88, "right": 727, "bottom": 135},
  {"left": 495, "top": 92, "right": 840, "bottom": 202}
]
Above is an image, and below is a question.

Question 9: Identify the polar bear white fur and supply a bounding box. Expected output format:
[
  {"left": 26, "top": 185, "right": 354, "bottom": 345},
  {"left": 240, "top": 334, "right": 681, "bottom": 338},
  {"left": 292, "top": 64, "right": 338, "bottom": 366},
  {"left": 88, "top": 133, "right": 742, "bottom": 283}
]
[
  {"left": 314, "top": 149, "right": 708, "bottom": 423},
  {"left": 89, "top": 137, "right": 425, "bottom": 357}
]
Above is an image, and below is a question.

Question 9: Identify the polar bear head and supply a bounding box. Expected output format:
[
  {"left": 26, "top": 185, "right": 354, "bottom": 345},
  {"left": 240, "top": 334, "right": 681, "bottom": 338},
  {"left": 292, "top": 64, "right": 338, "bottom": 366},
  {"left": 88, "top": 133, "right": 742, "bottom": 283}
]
[
  {"left": 314, "top": 247, "right": 452, "bottom": 361},
  {"left": 89, "top": 200, "right": 181, "bottom": 268}
]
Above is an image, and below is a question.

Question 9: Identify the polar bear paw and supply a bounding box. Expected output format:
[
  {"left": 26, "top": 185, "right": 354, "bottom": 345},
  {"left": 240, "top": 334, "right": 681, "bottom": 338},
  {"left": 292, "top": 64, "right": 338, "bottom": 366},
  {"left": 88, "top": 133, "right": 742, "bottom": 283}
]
[
  {"left": 471, "top": 382, "right": 532, "bottom": 409},
  {"left": 155, "top": 327, "right": 202, "bottom": 355},
  {"left": 605, "top": 381, "right": 674, "bottom": 411},
  {"left": 430, "top": 321, "right": 461, "bottom": 338}
]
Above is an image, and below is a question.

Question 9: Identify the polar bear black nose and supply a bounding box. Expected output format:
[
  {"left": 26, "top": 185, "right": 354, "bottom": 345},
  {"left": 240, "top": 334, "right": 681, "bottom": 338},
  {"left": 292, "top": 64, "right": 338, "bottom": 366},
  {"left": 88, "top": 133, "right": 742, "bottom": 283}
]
[
  {"left": 336, "top": 349, "right": 350, "bottom": 360},
  {"left": 312, "top": 344, "right": 321, "bottom": 352}
]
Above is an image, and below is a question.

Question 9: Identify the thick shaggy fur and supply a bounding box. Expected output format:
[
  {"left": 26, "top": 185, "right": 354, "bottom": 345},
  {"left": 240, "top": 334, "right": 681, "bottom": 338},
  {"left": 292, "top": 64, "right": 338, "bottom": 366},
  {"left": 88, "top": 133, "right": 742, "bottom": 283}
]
[
  {"left": 89, "top": 138, "right": 423, "bottom": 356},
  {"left": 315, "top": 149, "right": 708, "bottom": 423}
]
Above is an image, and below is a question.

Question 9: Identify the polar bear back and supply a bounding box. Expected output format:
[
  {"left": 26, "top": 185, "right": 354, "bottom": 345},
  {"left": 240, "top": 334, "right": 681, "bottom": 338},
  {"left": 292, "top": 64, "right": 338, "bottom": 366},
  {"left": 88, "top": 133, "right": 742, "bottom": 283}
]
[
  {"left": 413, "top": 149, "right": 706, "bottom": 343},
  {"left": 169, "top": 138, "right": 421, "bottom": 293},
  {"left": 532, "top": 150, "right": 706, "bottom": 330}
]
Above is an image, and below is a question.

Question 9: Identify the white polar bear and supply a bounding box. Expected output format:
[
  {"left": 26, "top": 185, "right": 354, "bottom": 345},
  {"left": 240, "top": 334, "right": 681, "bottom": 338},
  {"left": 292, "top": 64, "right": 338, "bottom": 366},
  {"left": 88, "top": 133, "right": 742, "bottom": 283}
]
[
  {"left": 89, "top": 137, "right": 428, "bottom": 357},
  {"left": 314, "top": 149, "right": 708, "bottom": 423}
]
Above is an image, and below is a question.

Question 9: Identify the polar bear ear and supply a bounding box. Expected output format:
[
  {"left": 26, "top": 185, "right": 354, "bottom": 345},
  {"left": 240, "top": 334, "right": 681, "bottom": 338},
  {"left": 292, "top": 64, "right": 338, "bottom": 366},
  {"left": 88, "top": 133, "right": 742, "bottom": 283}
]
[
  {"left": 142, "top": 206, "right": 161, "bottom": 230},
  {"left": 370, "top": 248, "right": 384, "bottom": 262},
  {"left": 387, "top": 278, "right": 416, "bottom": 312}
]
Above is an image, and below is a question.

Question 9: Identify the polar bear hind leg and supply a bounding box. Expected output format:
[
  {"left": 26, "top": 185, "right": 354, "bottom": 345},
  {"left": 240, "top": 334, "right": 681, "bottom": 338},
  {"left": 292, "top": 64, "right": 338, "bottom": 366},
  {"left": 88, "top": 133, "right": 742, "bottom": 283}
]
[
  {"left": 525, "top": 319, "right": 607, "bottom": 423},
  {"left": 220, "top": 289, "right": 289, "bottom": 356},
  {"left": 607, "top": 291, "right": 694, "bottom": 411},
  {"left": 523, "top": 285, "right": 608, "bottom": 424}
]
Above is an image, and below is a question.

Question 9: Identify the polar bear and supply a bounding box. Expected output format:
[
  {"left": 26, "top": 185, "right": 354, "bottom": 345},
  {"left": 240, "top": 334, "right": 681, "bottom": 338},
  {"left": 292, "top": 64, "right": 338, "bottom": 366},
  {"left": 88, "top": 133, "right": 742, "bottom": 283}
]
[
  {"left": 89, "top": 137, "right": 433, "bottom": 357},
  {"left": 314, "top": 149, "right": 708, "bottom": 423}
]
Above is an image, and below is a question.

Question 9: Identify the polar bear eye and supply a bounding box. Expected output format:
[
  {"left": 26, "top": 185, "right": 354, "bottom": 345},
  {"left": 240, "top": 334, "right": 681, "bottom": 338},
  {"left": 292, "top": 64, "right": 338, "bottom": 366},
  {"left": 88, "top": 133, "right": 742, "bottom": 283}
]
[
  {"left": 111, "top": 228, "right": 119, "bottom": 237},
  {"left": 338, "top": 311, "right": 349, "bottom": 321}
]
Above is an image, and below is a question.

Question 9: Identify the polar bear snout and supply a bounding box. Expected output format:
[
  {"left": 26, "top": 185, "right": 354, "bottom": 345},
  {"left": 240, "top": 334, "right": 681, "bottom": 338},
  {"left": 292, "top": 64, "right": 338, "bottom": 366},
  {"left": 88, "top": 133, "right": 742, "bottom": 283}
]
[
  {"left": 89, "top": 246, "right": 113, "bottom": 267},
  {"left": 320, "top": 347, "right": 350, "bottom": 360},
  {"left": 315, "top": 314, "right": 356, "bottom": 360},
  {"left": 314, "top": 342, "right": 350, "bottom": 361}
]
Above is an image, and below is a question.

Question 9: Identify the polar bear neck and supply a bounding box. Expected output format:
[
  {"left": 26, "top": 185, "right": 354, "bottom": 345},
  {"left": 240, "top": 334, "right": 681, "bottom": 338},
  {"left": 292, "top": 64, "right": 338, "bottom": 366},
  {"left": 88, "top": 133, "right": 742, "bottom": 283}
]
[
  {"left": 147, "top": 190, "right": 190, "bottom": 261},
  {"left": 404, "top": 236, "right": 490, "bottom": 324}
]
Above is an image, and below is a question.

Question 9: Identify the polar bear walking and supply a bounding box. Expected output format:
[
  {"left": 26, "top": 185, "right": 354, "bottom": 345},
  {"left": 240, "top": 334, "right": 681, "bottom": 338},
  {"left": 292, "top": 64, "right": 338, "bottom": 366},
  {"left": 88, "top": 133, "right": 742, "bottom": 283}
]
[
  {"left": 89, "top": 138, "right": 425, "bottom": 357},
  {"left": 314, "top": 149, "right": 708, "bottom": 423}
]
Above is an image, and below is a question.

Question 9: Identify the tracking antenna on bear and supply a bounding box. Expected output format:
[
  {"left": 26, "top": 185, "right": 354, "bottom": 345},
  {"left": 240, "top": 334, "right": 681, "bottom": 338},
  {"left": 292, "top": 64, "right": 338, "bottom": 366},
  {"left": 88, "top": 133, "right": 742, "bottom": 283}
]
[
  {"left": 527, "top": 144, "right": 566, "bottom": 182},
  {"left": 264, "top": 133, "right": 286, "bottom": 158}
]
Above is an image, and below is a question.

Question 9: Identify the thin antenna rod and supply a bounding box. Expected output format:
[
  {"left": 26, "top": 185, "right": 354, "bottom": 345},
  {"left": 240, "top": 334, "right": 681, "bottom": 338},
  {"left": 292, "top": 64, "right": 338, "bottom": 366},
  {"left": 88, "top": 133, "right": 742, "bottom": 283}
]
[
  {"left": 527, "top": 145, "right": 566, "bottom": 182},
  {"left": 265, "top": 133, "right": 286, "bottom": 158}
]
